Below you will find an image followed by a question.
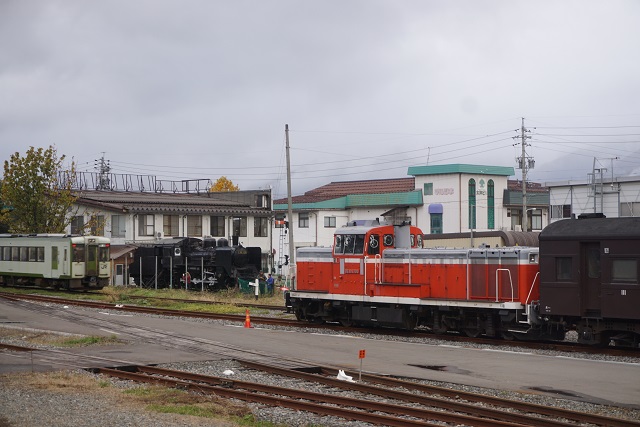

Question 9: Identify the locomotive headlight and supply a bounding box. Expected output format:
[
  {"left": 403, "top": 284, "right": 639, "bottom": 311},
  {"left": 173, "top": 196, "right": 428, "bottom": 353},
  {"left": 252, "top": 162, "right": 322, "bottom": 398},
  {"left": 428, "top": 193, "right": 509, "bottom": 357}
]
[{"left": 529, "top": 254, "right": 538, "bottom": 263}]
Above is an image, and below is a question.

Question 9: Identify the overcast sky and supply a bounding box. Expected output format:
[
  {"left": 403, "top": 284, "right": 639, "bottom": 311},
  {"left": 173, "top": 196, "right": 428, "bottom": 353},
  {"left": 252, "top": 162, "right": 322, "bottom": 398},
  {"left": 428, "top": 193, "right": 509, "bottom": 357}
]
[{"left": 2, "top": 0, "right": 639, "bottom": 199}]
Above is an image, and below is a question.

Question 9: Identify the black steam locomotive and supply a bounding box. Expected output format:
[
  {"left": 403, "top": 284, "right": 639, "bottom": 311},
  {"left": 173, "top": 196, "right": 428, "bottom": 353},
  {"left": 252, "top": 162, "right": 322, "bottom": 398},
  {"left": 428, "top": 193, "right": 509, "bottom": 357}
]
[{"left": 131, "top": 237, "right": 262, "bottom": 291}]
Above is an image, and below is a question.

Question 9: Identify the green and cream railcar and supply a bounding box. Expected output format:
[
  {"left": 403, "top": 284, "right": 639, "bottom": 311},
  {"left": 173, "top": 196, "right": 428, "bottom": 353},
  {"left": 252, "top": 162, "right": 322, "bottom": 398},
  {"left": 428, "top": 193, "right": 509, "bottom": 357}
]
[{"left": 0, "top": 234, "right": 111, "bottom": 290}]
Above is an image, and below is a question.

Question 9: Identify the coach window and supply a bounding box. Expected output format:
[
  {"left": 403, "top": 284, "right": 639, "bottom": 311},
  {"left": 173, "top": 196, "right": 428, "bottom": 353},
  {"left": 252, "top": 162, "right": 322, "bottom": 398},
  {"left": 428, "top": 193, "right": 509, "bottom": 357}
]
[
  {"left": 611, "top": 259, "right": 638, "bottom": 283},
  {"left": 73, "top": 244, "right": 85, "bottom": 262},
  {"left": 20, "top": 247, "right": 28, "bottom": 262},
  {"left": 28, "top": 247, "right": 37, "bottom": 262},
  {"left": 556, "top": 257, "right": 572, "bottom": 280},
  {"left": 0, "top": 247, "right": 3, "bottom": 261},
  {"left": 587, "top": 247, "right": 601, "bottom": 279},
  {"left": 11, "top": 247, "right": 19, "bottom": 261},
  {"left": 3, "top": 247, "right": 10, "bottom": 261},
  {"left": 37, "top": 247, "right": 45, "bottom": 262}
]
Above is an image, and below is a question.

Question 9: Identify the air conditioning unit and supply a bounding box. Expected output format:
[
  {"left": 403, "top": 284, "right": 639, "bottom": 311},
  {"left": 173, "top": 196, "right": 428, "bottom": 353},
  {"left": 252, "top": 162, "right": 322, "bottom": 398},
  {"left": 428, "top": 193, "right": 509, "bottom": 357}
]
[{"left": 156, "top": 231, "right": 163, "bottom": 239}]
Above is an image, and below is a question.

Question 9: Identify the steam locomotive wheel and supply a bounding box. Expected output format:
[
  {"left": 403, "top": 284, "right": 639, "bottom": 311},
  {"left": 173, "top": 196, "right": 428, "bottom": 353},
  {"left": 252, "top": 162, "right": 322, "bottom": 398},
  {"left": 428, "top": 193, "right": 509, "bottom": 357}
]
[{"left": 339, "top": 319, "right": 353, "bottom": 327}]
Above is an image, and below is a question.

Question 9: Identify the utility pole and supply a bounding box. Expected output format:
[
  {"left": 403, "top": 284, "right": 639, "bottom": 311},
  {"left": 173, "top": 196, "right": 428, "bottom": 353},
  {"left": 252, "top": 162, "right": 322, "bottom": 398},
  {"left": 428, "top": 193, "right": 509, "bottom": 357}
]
[
  {"left": 513, "top": 118, "right": 533, "bottom": 231},
  {"left": 285, "top": 124, "right": 296, "bottom": 289}
]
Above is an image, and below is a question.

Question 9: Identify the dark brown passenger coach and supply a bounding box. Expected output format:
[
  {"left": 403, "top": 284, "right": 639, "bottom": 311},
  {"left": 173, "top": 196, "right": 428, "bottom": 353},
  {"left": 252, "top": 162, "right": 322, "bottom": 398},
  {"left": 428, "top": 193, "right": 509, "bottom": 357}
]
[{"left": 539, "top": 216, "right": 640, "bottom": 346}]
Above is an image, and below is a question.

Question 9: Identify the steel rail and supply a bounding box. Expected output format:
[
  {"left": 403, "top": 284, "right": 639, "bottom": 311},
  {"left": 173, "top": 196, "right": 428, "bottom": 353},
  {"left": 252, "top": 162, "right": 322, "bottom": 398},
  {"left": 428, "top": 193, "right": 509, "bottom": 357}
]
[
  {"left": 240, "top": 360, "right": 639, "bottom": 427},
  {"left": 95, "top": 366, "right": 440, "bottom": 427}
]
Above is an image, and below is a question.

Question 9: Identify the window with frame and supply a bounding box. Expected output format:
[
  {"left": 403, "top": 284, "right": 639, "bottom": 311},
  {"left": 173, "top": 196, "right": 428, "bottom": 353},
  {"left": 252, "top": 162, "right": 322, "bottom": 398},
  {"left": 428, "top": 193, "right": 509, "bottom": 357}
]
[
  {"left": 210, "top": 216, "right": 225, "bottom": 236},
  {"left": 424, "top": 183, "right": 433, "bottom": 196},
  {"left": 111, "top": 215, "right": 126, "bottom": 238},
  {"left": 254, "top": 217, "right": 268, "bottom": 237},
  {"left": 551, "top": 204, "right": 571, "bottom": 219},
  {"left": 611, "top": 259, "right": 638, "bottom": 283},
  {"left": 90, "top": 215, "right": 105, "bottom": 236},
  {"left": 620, "top": 202, "right": 640, "bottom": 217},
  {"left": 163, "top": 215, "right": 179, "bottom": 236},
  {"left": 70, "top": 216, "right": 84, "bottom": 235},
  {"left": 487, "top": 180, "right": 495, "bottom": 230},
  {"left": 324, "top": 216, "right": 336, "bottom": 228},
  {"left": 299, "top": 213, "right": 309, "bottom": 228},
  {"left": 187, "top": 215, "right": 202, "bottom": 237},
  {"left": 468, "top": 179, "right": 476, "bottom": 229},
  {"left": 138, "top": 215, "right": 155, "bottom": 236},
  {"left": 556, "top": 257, "right": 572, "bottom": 280},
  {"left": 232, "top": 217, "right": 247, "bottom": 237},
  {"left": 531, "top": 209, "right": 543, "bottom": 230},
  {"left": 430, "top": 213, "right": 443, "bottom": 234}
]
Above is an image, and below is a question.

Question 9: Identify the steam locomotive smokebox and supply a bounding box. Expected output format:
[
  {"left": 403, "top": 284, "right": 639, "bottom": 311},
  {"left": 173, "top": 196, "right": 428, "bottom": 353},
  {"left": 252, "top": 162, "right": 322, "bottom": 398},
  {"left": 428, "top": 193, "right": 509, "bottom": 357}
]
[{"left": 203, "top": 238, "right": 217, "bottom": 248}]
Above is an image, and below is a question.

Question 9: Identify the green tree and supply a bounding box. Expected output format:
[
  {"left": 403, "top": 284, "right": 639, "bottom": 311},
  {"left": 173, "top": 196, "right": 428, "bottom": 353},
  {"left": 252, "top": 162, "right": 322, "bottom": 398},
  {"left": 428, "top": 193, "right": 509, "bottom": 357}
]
[
  {"left": 1, "top": 146, "right": 78, "bottom": 233},
  {"left": 209, "top": 176, "right": 239, "bottom": 192}
]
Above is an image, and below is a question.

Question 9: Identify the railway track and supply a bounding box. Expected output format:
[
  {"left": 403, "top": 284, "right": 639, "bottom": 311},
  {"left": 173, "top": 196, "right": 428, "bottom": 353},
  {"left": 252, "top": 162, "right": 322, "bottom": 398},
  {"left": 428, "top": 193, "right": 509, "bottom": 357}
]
[
  {"left": 2, "top": 291, "right": 639, "bottom": 358},
  {"left": 2, "top": 298, "right": 639, "bottom": 426},
  {"left": 93, "top": 362, "right": 640, "bottom": 427}
]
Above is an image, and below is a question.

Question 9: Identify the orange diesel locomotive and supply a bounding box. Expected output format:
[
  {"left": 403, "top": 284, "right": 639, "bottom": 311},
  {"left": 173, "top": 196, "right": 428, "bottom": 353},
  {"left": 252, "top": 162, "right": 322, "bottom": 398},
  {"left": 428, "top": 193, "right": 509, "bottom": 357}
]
[{"left": 290, "top": 220, "right": 541, "bottom": 339}]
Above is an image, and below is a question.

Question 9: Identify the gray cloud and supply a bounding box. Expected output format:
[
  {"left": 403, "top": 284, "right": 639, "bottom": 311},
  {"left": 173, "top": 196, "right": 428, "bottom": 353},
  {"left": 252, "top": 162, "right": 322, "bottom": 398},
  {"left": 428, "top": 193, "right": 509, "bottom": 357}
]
[{"left": 1, "top": 0, "right": 639, "bottom": 197}]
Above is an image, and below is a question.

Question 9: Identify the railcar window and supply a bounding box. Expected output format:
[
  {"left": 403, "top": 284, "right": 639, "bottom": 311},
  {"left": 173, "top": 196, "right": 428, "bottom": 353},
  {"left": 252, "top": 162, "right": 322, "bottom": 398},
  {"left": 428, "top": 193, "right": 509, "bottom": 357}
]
[
  {"left": 0, "top": 247, "right": 3, "bottom": 261},
  {"left": 99, "top": 246, "right": 110, "bottom": 262},
  {"left": 3, "top": 247, "right": 10, "bottom": 261},
  {"left": 556, "top": 257, "right": 572, "bottom": 280},
  {"left": 88, "top": 247, "right": 96, "bottom": 262},
  {"left": 20, "top": 247, "right": 28, "bottom": 262},
  {"left": 72, "top": 244, "right": 85, "bottom": 262},
  {"left": 611, "top": 259, "right": 638, "bottom": 283},
  {"left": 37, "top": 247, "right": 45, "bottom": 262},
  {"left": 28, "top": 247, "right": 37, "bottom": 262},
  {"left": 587, "top": 248, "right": 601, "bottom": 279},
  {"left": 11, "top": 247, "right": 19, "bottom": 261}
]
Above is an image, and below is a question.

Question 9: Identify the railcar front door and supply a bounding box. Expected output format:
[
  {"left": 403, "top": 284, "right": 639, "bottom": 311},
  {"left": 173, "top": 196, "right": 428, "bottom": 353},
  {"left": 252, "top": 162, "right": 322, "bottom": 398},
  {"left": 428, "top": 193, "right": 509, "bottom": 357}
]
[
  {"left": 580, "top": 242, "right": 602, "bottom": 318},
  {"left": 86, "top": 245, "right": 98, "bottom": 276}
]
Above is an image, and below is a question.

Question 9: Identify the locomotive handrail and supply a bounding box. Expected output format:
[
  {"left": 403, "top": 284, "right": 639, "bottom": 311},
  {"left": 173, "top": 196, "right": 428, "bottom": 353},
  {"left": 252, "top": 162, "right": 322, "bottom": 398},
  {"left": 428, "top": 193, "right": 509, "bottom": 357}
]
[
  {"left": 375, "top": 254, "right": 381, "bottom": 284},
  {"left": 495, "top": 268, "right": 514, "bottom": 302},
  {"left": 525, "top": 271, "right": 540, "bottom": 305}
]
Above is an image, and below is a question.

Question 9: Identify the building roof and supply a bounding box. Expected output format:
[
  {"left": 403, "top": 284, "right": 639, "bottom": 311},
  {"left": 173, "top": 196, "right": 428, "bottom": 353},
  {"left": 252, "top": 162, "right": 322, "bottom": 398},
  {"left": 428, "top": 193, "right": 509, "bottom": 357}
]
[
  {"left": 407, "top": 164, "right": 515, "bottom": 177},
  {"left": 75, "top": 190, "right": 271, "bottom": 216},
  {"left": 274, "top": 178, "right": 415, "bottom": 205}
]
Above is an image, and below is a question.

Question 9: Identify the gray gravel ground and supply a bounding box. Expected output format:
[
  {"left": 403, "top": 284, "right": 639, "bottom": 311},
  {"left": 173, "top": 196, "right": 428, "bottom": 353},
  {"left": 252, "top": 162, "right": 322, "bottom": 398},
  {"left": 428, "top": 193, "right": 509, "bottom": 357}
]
[{"left": 2, "top": 307, "right": 639, "bottom": 427}]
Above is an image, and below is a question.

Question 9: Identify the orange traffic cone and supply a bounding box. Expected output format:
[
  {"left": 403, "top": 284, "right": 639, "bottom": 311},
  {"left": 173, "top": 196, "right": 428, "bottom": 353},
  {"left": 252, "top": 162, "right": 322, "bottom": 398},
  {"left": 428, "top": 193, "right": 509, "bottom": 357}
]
[{"left": 244, "top": 309, "right": 252, "bottom": 328}]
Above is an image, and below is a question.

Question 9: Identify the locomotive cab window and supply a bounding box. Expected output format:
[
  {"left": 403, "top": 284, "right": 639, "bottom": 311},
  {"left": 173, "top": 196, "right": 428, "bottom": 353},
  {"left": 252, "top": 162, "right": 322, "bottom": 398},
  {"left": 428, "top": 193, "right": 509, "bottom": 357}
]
[
  {"left": 611, "top": 259, "right": 638, "bottom": 283},
  {"left": 556, "top": 257, "right": 572, "bottom": 281},
  {"left": 367, "top": 234, "right": 380, "bottom": 255},
  {"left": 334, "top": 234, "right": 365, "bottom": 255}
]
